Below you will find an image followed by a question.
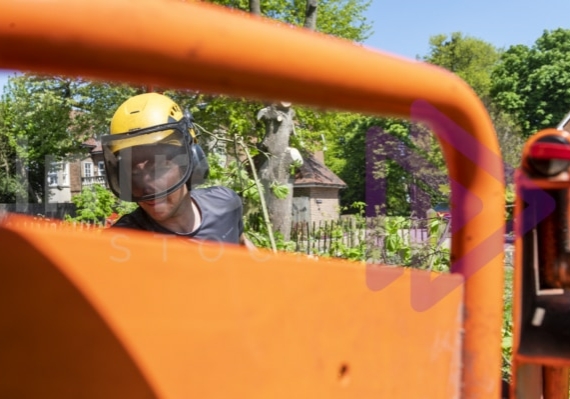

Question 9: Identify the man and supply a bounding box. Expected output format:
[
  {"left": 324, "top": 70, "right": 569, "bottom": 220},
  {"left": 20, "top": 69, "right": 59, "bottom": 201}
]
[{"left": 102, "top": 92, "right": 255, "bottom": 249}]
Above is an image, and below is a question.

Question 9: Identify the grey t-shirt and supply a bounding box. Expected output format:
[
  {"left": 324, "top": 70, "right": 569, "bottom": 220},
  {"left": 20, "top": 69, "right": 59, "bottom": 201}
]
[{"left": 111, "top": 186, "right": 244, "bottom": 244}]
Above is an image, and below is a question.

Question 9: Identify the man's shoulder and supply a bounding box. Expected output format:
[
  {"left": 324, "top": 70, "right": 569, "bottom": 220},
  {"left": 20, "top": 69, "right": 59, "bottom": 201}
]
[{"left": 193, "top": 186, "right": 240, "bottom": 202}]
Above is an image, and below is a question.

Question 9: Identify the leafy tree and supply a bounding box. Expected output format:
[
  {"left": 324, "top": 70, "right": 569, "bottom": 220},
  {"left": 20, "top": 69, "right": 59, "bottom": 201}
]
[
  {"left": 184, "top": 0, "right": 373, "bottom": 240},
  {"left": 327, "top": 115, "right": 368, "bottom": 208},
  {"left": 207, "top": 0, "right": 372, "bottom": 43},
  {"left": 0, "top": 73, "right": 144, "bottom": 203},
  {"left": 491, "top": 109, "right": 525, "bottom": 183},
  {"left": 0, "top": 76, "right": 88, "bottom": 202},
  {"left": 71, "top": 81, "right": 142, "bottom": 137},
  {"left": 424, "top": 32, "right": 524, "bottom": 177},
  {"left": 423, "top": 32, "right": 524, "bottom": 205},
  {"left": 424, "top": 32, "right": 500, "bottom": 102},
  {"left": 491, "top": 28, "right": 570, "bottom": 138},
  {"left": 422, "top": 33, "right": 525, "bottom": 187},
  {"left": 376, "top": 119, "right": 447, "bottom": 216},
  {"left": 423, "top": 32, "right": 525, "bottom": 177},
  {"left": 329, "top": 114, "right": 448, "bottom": 217},
  {"left": 332, "top": 33, "right": 504, "bottom": 218}
]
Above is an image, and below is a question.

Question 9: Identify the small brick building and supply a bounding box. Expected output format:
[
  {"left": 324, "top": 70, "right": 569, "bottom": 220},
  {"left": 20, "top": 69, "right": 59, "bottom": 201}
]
[{"left": 292, "top": 151, "right": 346, "bottom": 224}]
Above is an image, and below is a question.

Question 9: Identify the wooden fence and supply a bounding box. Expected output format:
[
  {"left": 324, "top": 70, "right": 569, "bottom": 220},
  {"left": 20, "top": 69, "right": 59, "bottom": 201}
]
[{"left": 290, "top": 216, "right": 446, "bottom": 259}]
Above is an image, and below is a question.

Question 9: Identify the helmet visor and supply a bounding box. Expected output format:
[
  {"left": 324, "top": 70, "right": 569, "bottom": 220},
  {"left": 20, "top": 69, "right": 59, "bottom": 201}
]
[{"left": 102, "top": 127, "right": 192, "bottom": 202}]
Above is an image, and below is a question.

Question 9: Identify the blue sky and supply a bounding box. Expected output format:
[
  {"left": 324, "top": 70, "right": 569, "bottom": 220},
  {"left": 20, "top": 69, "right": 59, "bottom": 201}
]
[
  {"left": 365, "top": 0, "right": 570, "bottom": 59},
  {"left": 1, "top": 0, "right": 570, "bottom": 88}
]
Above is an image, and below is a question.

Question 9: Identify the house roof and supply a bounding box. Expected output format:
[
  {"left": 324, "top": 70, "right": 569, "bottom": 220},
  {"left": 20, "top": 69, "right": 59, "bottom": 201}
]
[
  {"left": 82, "top": 138, "right": 102, "bottom": 153},
  {"left": 294, "top": 153, "right": 347, "bottom": 188}
]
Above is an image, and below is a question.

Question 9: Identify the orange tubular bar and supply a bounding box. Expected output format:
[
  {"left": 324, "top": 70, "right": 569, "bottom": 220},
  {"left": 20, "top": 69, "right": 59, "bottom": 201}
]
[{"left": 0, "top": 1, "right": 505, "bottom": 398}]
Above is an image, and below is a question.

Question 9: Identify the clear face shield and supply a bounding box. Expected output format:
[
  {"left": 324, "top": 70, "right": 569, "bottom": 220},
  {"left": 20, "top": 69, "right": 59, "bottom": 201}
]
[{"left": 102, "top": 122, "right": 193, "bottom": 202}]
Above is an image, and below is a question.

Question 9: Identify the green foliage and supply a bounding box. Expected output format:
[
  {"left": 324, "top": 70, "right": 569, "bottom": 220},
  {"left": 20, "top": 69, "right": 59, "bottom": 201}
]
[
  {"left": 423, "top": 32, "right": 524, "bottom": 180},
  {"left": 289, "top": 158, "right": 303, "bottom": 175},
  {"left": 326, "top": 223, "right": 366, "bottom": 261},
  {"left": 330, "top": 115, "right": 448, "bottom": 216},
  {"left": 424, "top": 32, "right": 501, "bottom": 101},
  {"left": 72, "top": 81, "right": 141, "bottom": 136},
  {"left": 365, "top": 212, "right": 450, "bottom": 271},
  {"left": 65, "top": 184, "right": 136, "bottom": 225},
  {"left": 491, "top": 28, "right": 570, "bottom": 137},
  {"left": 289, "top": 203, "right": 368, "bottom": 261},
  {"left": 323, "top": 202, "right": 367, "bottom": 261},
  {"left": 304, "top": 0, "right": 372, "bottom": 42},
  {"left": 270, "top": 181, "right": 289, "bottom": 199},
  {"left": 115, "top": 200, "right": 139, "bottom": 218},
  {"left": 489, "top": 107, "right": 525, "bottom": 180},
  {"left": 191, "top": 95, "right": 265, "bottom": 143},
  {"left": 292, "top": 109, "right": 371, "bottom": 210},
  {"left": 202, "top": 153, "right": 262, "bottom": 215},
  {"left": 200, "top": 152, "right": 277, "bottom": 249},
  {"left": 505, "top": 183, "right": 516, "bottom": 221},
  {"left": 326, "top": 115, "right": 368, "bottom": 207},
  {"left": 206, "top": 0, "right": 372, "bottom": 42},
  {"left": 191, "top": 0, "right": 372, "bottom": 234},
  {"left": 287, "top": 202, "right": 450, "bottom": 270},
  {"left": 67, "top": 184, "right": 114, "bottom": 224},
  {"left": 382, "top": 216, "right": 412, "bottom": 262},
  {"left": 0, "top": 75, "right": 85, "bottom": 202},
  {"left": 502, "top": 267, "right": 514, "bottom": 381},
  {"left": 0, "top": 74, "right": 141, "bottom": 203}
]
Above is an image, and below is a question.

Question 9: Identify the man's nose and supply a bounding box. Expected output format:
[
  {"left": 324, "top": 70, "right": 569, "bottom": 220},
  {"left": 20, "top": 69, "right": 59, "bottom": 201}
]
[
  {"left": 134, "top": 162, "right": 153, "bottom": 178},
  {"left": 132, "top": 163, "right": 154, "bottom": 186}
]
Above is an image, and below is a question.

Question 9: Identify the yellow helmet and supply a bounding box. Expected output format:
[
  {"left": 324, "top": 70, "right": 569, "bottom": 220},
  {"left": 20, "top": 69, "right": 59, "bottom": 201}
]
[
  {"left": 108, "top": 93, "right": 186, "bottom": 153},
  {"left": 101, "top": 93, "right": 208, "bottom": 202}
]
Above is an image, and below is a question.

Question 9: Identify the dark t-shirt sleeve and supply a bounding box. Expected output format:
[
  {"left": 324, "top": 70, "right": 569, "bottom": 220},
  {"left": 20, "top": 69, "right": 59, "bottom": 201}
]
[
  {"left": 111, "top": 208, "right": 153, "bottom": 231},
  {"left": 191, "top": 186, "right": 244, "bottom": 243},
  {"left": 109, "top": 186, "right": 244, "bottom": 244}
]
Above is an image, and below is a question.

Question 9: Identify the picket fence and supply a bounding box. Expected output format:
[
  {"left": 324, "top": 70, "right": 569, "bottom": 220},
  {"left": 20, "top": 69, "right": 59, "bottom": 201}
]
[{"left": 290, "top": 217, "right": 442, "bottom": 256}]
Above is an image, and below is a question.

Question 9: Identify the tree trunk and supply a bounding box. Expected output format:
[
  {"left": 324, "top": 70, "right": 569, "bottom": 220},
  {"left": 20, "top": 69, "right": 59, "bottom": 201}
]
[
  {"left": 249, "top": 0, "right": 261, "bottom": 16},
  {"left": 256, "top": 103, "right": 295, "bottom": 240},
  {"left": 303, "top": 0, "right": 318, "bottom": 30},
  {"left": 252, "top": 1, "right": 318, "bottom": 242}
]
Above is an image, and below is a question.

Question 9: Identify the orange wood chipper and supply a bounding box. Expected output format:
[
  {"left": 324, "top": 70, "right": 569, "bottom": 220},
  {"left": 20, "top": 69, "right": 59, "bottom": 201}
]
[{"left": 1, "top": 1, "right": 568, "bottom": 398}]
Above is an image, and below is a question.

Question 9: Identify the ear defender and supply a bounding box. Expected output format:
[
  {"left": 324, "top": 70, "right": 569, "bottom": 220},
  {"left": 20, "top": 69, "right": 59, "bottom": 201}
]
[{"left": 185, "top": 109, "right": 210, "bottom": 188}]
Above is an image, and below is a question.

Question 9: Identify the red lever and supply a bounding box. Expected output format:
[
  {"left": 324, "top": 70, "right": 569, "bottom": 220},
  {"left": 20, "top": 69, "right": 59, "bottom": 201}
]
[{"left": 529, "top": 142, "right": 570, "bottom": 160}]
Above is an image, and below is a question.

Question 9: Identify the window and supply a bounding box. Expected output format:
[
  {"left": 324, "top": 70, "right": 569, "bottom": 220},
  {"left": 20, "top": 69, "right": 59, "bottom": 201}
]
[
  {"left": 47, "top": 162, "right": 69, "bottom": 187},
  {"left": 61, "top": 163, "right": 69, "bottom": 186},
  {"left": 98, "top": 161, "right": 105, "bottom": 176},
  {"left": 84, "top": 162, "right": 92, "bottom": 178},
  {"left": 48, "top": 170, "right": 58, "bottom": 187}
]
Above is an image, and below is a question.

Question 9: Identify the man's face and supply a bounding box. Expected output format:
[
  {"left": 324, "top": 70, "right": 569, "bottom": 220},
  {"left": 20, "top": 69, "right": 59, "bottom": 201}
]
[
  {"left": 118, "top": 145, "right": 188, "bottom": 222},
  {"left": 127, "top": 146, "right": 190, "bottom": 222},
  {"left": 115, "top": 143, "right": 187, "bottom": 191},
  {"left": 103, "top": 127, "right": 193, "bottom": 202},
  {"left": 137, "top": 181, "right": 189, "bottom": 223}
]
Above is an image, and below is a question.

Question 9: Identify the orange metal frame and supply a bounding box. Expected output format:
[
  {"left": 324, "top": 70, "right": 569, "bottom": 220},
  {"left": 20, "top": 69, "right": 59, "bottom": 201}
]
[
  {"left": 510, "top": 129, "right": 570, "bottom": 398},
  {"left": 0, "top": 1, "right": 505, "bottom": 398}
]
